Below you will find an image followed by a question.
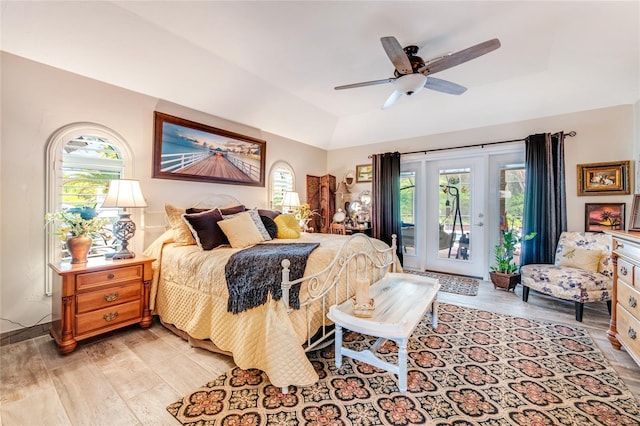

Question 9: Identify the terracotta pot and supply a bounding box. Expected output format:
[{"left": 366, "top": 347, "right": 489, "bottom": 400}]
[
  {"left": 489, "top": 271, "right": 520, "bottom": 291},
  {"left": 66, "top": 235, "right": 92, "bottom": 264}
]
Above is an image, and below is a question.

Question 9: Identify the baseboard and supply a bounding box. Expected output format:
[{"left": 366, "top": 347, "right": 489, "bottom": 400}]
[{"left": 0, "top": 322, "right": 52, "bottom": 346}]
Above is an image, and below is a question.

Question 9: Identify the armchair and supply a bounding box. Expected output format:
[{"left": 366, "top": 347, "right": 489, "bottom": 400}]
[{"left": 521, "top": 231, "right": 613, "bottom": 322}]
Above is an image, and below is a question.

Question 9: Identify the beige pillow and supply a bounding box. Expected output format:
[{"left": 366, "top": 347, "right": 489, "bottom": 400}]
[
  {"left": 165, "top": 204, "right": 196, "bottom": 246},
  {"left": 557, "top": 246, "right": 603, "bottom": 272},
  {"left": 218, "top": 212, "right": 264, "bottom": 248}
]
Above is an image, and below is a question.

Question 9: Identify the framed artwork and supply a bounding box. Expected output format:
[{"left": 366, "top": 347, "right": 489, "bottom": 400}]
[
  {"left": 356, "top": 164, "right": 372, "bottom": 183},
  {"left": 577, "top": 160, "right": 631, "bottom": 196},
  {"left": 153, "top": 112, "right": 266, "bottom": 187},
  {"left": 584, "top": 203, "right": 625, "bottom": 232},
  {"left": 630, "top": 195, "right": 640, "bottom": 232}
]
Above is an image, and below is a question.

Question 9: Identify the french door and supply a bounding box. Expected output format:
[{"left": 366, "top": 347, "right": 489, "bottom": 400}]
[{"left": 400, "top": 146, "right": 524, "bottom": 279}]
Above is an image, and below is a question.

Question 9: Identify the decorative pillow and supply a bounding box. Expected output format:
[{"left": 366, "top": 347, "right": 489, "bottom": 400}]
[
  {"left": 260, "top": 215, "right": 278, "bottom": 239},
  {"left": 557, "top": 246, "right": 603, "bottom": 272},
  {"left": 165, "top": 204, "right": 196, "bottom": 246},
  {"left": 222, "top": 208, "right": 271, "bottom": 241},
  {"left": 182, "top": 208, "right": 227, "bottom": 250},
  {"left": 186, "top": 207, "right": 210, "bottom": 214},
  {"left": 258, "top": 209, "right": 281, "bottom": 220},
  {"left": 218, "top": 205, "right": 246, "bottom": 215},
  {"left": 218, "top": 212, "right": 264, "bottom": 248},
  {"left": 274, "top": 214, "right": 301, "bottom": 239}
]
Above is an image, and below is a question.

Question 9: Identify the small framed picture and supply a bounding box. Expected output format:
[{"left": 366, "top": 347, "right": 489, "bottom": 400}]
[
  {"left": 629, "top": 195, "right": 640, "bottom": 231},
  {"left": 577, "top": 160, "right": 631, "bottom": 196},
  {"left": 585, "top": 203, "right": 625, "bottom": 232},
  {"left": 356, "top": 164, "right": 372, "bottom": 183}
]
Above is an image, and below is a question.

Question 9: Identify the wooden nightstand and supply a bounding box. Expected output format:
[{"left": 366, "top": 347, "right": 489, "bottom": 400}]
[{"left": 49, "top": 255, "right": 155, "bottom": 354}]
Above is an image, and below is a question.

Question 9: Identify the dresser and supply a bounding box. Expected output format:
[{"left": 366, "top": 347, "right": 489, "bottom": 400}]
[
  {"left": 49, "top": 256, "right": 154, "bottom": 354},
  {"left": 606, "top": 230, "right": 640, "bottom": 366}
]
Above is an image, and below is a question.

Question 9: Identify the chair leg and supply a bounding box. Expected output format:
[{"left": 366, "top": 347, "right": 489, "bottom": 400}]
[
  {"left": 607, "top": 300, "right": 612, "bottom": 315},
  {"left": 522, "top": 286, "right": 529, "bottom": 302},
  {"left": 575, "top": 302, "right": 584, "bottom": 322}
]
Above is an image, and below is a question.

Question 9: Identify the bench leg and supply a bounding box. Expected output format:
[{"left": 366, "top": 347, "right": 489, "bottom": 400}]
[
  {"left": 335, "top": 324, "right": 343, "bottom": 368},
  {"left": 431, "top": 298, "right": 439, "bottom": 329},
  {"left": 397, "top": 337, "right": 408, "bottom": 393}
]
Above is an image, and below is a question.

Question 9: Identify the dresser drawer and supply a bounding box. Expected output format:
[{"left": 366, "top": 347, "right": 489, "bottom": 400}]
[
  {"left": 76, "top": 282, "right": 141, "bottom": 314},
  {"left": 614, "top": 236, "right": 640, "bottom": 264},
  {"left": 617, "top": 258, "right": 634, "bottom": 287},
  {"left": 618, "top": 279, "right": 640, "bottom": 318},
  {"left": 75, "top": 300, "right": 142, "bottom": 336},
  {"left": 616, "top": 305, "right": 640, "bottom": 358},
  {"left": 76, "top": 265, "right": 143, "bottom": 291}
]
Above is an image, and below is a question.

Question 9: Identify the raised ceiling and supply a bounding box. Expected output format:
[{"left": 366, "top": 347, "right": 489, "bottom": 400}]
[{"left": 2, "top": 1, "right": 638, "bottom": 150}]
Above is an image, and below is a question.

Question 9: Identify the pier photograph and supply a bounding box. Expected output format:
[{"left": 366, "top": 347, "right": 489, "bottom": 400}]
[{"left": 153, "top": 112, "right": 266, "bottom": 186}]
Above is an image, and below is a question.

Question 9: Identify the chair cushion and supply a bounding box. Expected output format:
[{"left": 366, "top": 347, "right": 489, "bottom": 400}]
[
  {"left": 521, "top": 264, "right": 612, "bottom": 303},
  {"left": 556, "top": 246, "right": 603, "bottom": 272},
  {"left": 554, "top": 232, "right": 613, "bottom": 278}
]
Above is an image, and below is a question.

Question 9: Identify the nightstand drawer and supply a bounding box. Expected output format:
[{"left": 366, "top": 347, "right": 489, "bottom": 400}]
[
  {"left": 76, "top": 282, "right": 141, "bottom": 314},
  {"left": 76, "top": 300, "right": 141, "bottom": 336},
  {"left": 617, "top": 305, "right": 640, "bottom": 357},
  {"left": 76, "top": 265, "right": 143, "bottom": 290}
]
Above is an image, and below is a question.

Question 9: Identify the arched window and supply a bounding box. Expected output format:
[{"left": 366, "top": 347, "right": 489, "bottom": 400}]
[
  {"left": 45, "top": 123, "right": 133, "bottom": 294},
  {"left": 269, "top": 161, "right": 295, "bottom": 210}
]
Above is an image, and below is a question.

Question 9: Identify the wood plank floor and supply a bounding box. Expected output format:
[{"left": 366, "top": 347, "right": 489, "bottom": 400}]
[{"left": 1, "top": 280, "right": 638, "bottom": 425}]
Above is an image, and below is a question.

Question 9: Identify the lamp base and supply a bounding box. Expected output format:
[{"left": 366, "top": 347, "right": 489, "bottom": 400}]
[{"left": 112, "top": 212, "right": 136, "bottom": 261}]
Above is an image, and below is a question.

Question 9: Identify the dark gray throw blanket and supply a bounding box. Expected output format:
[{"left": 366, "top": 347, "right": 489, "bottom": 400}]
[{"left": 225, "top": 243, "right": 320, "bottom": 314}]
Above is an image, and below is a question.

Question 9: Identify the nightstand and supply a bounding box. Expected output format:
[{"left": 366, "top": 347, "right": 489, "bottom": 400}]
[{"left": 49, "top": 255, "right": 155, "bottom": 354}]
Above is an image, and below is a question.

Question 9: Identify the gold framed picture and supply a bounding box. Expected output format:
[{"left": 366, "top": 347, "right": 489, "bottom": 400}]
[
  {"left": 577, "top": 160, "right": 631, "bottom": 196},
  {"left": 356, "top": 164, "right": 372, "bottom": 183}
]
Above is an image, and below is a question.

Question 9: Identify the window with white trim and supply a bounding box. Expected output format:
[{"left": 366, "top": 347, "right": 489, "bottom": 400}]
[
  {"left": 269, "top": 161, "right": 295, "bottom": 210},
  {"left": 45, "top": 124, "right": 131, "bottom": 295}
]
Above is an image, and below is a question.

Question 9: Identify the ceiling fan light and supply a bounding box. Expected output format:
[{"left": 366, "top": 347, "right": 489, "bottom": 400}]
[{"left": 395, "top": 74, "right": 427, "bottom": 95}]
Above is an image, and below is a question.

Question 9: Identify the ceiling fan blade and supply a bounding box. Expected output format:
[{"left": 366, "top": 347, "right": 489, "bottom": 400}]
[
  {"left": 419, "top": 38, "right": 501, "bottom": 75},
  {"left": 382, "top": 90, "right": 402, "bottom": 110},
  {"left": 424, "top": 77, "right": 467, "bottom": 95},
  {"left": 380, "top": 36, "right": 412, "bottom": 75},
  {"left": 334, "top": 77, "right": 395, "bottom": 90}
]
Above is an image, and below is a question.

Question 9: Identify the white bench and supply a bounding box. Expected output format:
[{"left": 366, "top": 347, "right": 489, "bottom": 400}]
[{"left": 327, "top": 272, "right": 440, "bottom": 393}]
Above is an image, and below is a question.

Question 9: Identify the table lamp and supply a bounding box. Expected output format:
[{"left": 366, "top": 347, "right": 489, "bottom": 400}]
[
  {"left": 281, "top": 191, "right": 300, "bottom": 214},
  {"left": 102, "top": 179, "right": 147, "bottom": 260}
]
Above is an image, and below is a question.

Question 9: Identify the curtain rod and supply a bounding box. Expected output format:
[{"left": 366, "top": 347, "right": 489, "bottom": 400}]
[{"left": 391, "top": 130, "right": 576, "bottom": 157}]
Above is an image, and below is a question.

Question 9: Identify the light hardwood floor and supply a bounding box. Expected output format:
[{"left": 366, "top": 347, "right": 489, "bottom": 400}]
[{"left": 1, "top": 280, "right": 638, "bottom": 425}]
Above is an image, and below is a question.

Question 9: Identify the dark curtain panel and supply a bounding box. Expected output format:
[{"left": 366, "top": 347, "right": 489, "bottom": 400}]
[
  {"left": 521, "top": 132, "right": 566, "bottom": 265},
  {"left": 372, "top": 152, "right": 403, "bottom": 264}
]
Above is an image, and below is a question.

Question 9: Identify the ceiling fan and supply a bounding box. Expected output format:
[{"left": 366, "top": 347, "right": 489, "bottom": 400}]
[{"left": 335, "top": 36, "right": 501, "bottom": 109}]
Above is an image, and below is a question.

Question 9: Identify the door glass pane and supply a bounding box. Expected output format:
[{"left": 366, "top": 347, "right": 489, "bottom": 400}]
[
  {"left": 400, "top": 171, "right": 415, "bottom": 254},
  {"left": 438, "top": 168, "right": 471, "bottom": 260},
  {"left": 500, "top": 165, "right": 526, "bottom": 265}
]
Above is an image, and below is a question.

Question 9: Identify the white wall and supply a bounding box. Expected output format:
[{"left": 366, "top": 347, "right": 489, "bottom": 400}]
[
  {"left": 328, "top": 105, "right": 636, "bottom": 232},
  {"left": 0, "top": 53, "right": 327, "bottom": 333}
]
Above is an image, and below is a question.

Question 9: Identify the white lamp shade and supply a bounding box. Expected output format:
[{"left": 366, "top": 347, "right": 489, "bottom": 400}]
[
  {"left": 281, "top": 191, "right": 300, "bottom": 209},
  {"left": 102, "top": 179, "right": 147, "bottom": 208}
]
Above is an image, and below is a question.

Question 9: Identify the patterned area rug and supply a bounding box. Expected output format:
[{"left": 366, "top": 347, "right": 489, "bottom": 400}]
[
  {"left": 405, "top": 270, "right": 480, "bottom": 296},
  {"left": 167, "top": 304, "right": 640, "bottom": 425}
]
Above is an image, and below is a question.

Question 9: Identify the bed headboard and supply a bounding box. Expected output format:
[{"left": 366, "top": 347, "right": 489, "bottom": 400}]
[{"left": 142, "top": 194, "right": 243, "bottom": 249}]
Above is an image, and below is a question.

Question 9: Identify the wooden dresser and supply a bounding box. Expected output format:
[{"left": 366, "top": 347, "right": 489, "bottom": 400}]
[
  {"left": 606, "top": 230, "right": 640, "bottom": 366},
  {"left": 49, "top": 255, "right": 154, "bottom": 354}
]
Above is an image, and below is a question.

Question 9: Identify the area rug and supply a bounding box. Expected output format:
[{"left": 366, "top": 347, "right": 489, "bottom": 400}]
[
  {"left": 405, "top": 270, "right": 480, "bottom": 296},
  {"left": 167, "top": 304, "right": 640, "bottom": 425}
]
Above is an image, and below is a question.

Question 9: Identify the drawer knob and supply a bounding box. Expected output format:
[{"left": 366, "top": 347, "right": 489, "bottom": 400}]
[
  {"left": 104, "top": 292, "right": 119, "bottom": 302},
  {"left": 620, "top": 266, "right": 628, "bottom": 276},
  {"left": 103, "top": 312, "right": 119, "bottom": 322},
  {"left": 630, "top": 296, "right": 638, "bottom": 308},
  {"left": 629, "top": 327, "right": 637, "bottom": 340},
  {"left": 107, "top": 273, "right": 115, "bottom": 279},
  {"left": 615, "top": 242, "right": 624, "bottom": 250}
]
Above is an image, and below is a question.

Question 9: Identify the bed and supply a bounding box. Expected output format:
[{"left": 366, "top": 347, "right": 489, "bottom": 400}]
[{"left": 142, "top": 195, "right": 398, "bottom": 389}]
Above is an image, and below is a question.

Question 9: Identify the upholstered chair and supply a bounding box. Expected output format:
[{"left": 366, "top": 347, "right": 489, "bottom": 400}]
[{"left": 521, "top": 231, "right": 613, "bottom": 322}]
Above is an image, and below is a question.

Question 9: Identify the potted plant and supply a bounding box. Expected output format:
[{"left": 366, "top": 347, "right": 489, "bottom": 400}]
[
  {"left": 46, "top": 207, "right": 111, "bottom": 264},
  {"left": 489, "top": 224, "right": 536, "bottom": 291}
]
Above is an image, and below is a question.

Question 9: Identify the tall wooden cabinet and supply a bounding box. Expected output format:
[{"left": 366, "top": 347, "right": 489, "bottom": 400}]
[
  {"left": 49, "top": 256, "right": 154, "bottom": 354},
  {"left": 606, "top": 230, "right": 640, "bottom": 367}
]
